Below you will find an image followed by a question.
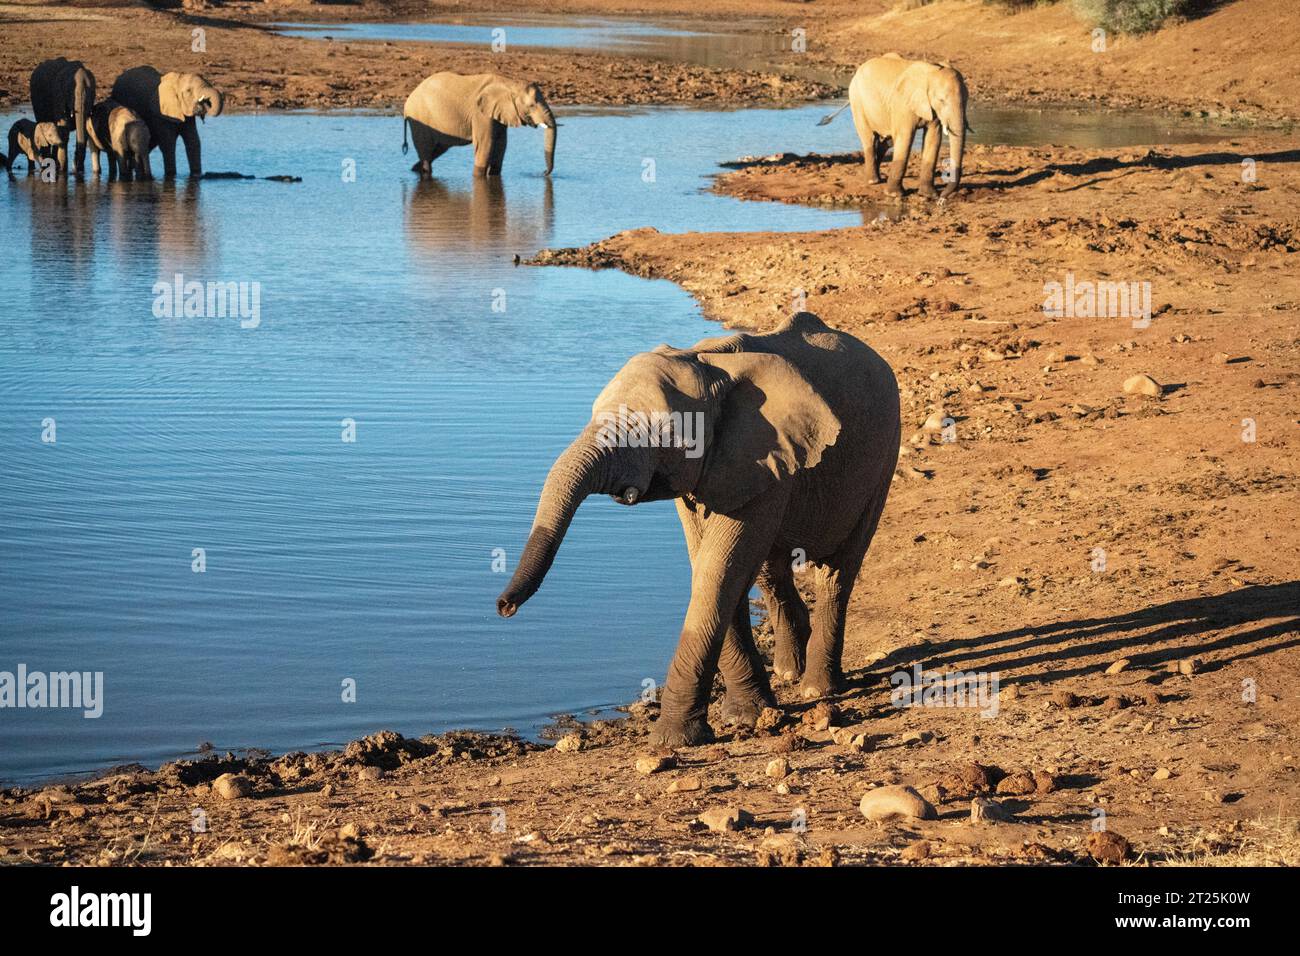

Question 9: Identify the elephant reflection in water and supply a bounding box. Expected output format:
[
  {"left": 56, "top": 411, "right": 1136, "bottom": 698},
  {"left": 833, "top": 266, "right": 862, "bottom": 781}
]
[{"left": 403, "top": 174, "right": 554, "bottom": 254}]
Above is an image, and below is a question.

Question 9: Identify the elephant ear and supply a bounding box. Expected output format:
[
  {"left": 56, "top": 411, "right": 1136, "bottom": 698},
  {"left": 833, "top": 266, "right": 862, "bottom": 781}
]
[
  {"left": 478, "top": 83, "right": 524, "bottom": 127},
  {"left": 691, "top": 352, "right": 841, "bottom": 516},
  {"left": 157, "top": 72, "right": 187, "bottom": 122},
  {"left": 897, "top": 66, "right": 937, "bottom": 125}
]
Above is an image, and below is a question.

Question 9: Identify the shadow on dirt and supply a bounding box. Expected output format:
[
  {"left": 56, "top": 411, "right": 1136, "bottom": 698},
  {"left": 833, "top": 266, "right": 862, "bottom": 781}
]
[{"left": 879, "top": 581, "right": 1300, "bottom": 686}]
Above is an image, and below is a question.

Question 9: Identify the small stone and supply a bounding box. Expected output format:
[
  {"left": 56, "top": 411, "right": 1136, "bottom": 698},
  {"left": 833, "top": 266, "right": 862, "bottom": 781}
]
[
  {"left": 1152, "top": 767, "right": 1172, "bottom": 781},
  {"left": 754, "top": 707, "right": 783, "bottom": 733},
  {"left": 970, "top": 797, "right": 1015, "bottom": 823},
  {"left": 765, "top": 758, "right": 790, "bottom": 780},
  {"left": 1122, "top": 374, "right": 1162, "bottom": 397},
  {"left": 213, "top": 773, "right": 252, "bottom": 801},
  {"left": 900, "top": 840, "right": 931, "bottom": 861},
  {"left": 320, "top": 783, "right": 335, "bottom": 798},
  {"left": 338, "top": 822, "right": 361, "bottom": 840},
  {"left": 860, "top": 785, "right": 937, "bottom": 823},
  {"left": 666, "top": 775, "right": 702, "bottom": 793},
  {"left": 801, "top": 701, "right": 836, "bottom": 732},
  {"left": 1086, "top": 830, "right": 1131, "bottom": 864},
  {"left": 922, "top": 409, "right": 949, "bottom": 431},
  {"left": 554, "top": 733, "right": 583, "bottom": 753},
  {"left": 1212, "top": 351, "right": 1231, "bottom": 364},
  {"left": 1050, "top": 690, "right": 1080, "bottom": 709},
  {"left": 636, "top": 754, "right": 676, "bottom": 775},
  {"left": 1105, "top": 658, "right": 1131, "bottom": 675},
  {"left": 1178, "top": 658, "right": 1201, "bottom": 676},
  {"left": 995, "top": 772, "right": 1036, "bottom": 796},
  {"left": 356, "top": 765, "right": 383, "bottom": 782},
  {"left": 699, "top": 806, "right": 753, "bottom": 833}
]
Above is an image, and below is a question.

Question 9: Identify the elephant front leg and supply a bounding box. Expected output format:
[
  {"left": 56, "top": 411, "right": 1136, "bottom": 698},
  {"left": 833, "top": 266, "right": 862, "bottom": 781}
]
[
  {"left": 916, "top": 120, "right": 942, "bottom": 200},
  {"left": 90, "top": 148, "right": 100, "bottom": 178},
  {"left": 180, "top": 119, "right": 202, "bottom": 178},
  {"left": 653, "top": 499, "right": 783, "bottom": 748},
  {"left": 717, "top": 601, "right": 777, "bottom": 729},
  {"left": 885, "top": 119, "right": 916, "bottom": 198}
]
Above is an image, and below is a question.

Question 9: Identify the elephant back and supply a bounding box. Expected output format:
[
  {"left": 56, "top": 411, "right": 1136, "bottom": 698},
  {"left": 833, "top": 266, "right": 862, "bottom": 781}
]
[{"left": 30, "top": 57, "right": 93, "bottom": 123}]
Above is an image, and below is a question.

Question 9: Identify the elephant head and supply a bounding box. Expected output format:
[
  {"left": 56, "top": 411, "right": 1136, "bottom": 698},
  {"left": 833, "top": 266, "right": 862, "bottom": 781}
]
[
  {"left": 477, "top": 80, "right": 556, "bottom": 175},
  {"left": 901, "top": 62, "right": 968, "bottom": 197},
  {"left": 159, "top": 72, "right": 224, "bottom": 124},
  {"left": 496, "top": 330, "right": 840, "bottom": 617}
]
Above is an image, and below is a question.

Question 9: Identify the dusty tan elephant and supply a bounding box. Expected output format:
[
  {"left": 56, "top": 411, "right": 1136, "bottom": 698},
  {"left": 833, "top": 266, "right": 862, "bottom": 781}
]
[
  {"left": 496, "top": 312, "right": 901, "bottom": 747},
  {"left": 848, "top": 53, "right": 969, "bottom": 199},
  {"left": 88, "top": 100, "right": 152, "bottom": 181},
  {"left": 402, "top": 72, "right": 556, "bottom": 177},
  {"left": 111, "top": 67, "right": 224, "bottom": 179},
  {"left": 29, "top": 57, "right": 95, "bottom": 177},
  {"left": 6, "top": 119, "right": 69, "bottom": 179}
]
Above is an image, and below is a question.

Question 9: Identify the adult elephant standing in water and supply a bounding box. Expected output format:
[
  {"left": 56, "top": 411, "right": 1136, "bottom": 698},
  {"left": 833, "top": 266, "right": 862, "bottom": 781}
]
[
  {"left": 403, "top": 72, "right": 556, "bottom": 177},
  {"left": 111, "top": 67, "right": 224, "bottom": 179},
  {"left": 30, "top": 57, "right": 95, "bottom": 177},
  {"left": 496, "top": 312, "right": 901, "bottom": 748}
]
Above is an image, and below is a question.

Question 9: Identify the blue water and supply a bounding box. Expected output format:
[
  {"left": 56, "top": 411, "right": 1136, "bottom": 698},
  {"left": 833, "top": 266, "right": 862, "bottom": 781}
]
[{"left": 0, "top": 104, "right": 864, "bottom": 784}]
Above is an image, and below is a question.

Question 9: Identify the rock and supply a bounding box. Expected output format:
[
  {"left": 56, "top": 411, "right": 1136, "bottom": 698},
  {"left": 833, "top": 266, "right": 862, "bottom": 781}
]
[
  {"left": 1122, "top": 374, "right": 1162, "bottom": 397},
  {"left": 922, "top": 409, "right": 949, "bottom": 431},
  {"left": 699, "top": 806, "right": 753, "bottom": 833},
  {"left": 1212, "top": 351, "right": 1231, "bottom": 364},
  {"left": 860, "top": 785, "right": 937, "bottom": 823},
  {"left": 755, "top": 707, "right": 783, "bottom": 733},
  {"left": 1151, "top": 767, "right": 1172, "bottom": 781},
  {"left": 338, "top": 822, "right": 361, "bottom": 840},
  {"left": 800, "top": 701, "right": 836, "bottom": 732},
  {"left": 356, "top": 765, "right": 383, "bottom": 782},
  {"left": 901, "top": 730, "right": 934, "bottom": 747},
  {"left": 900, "top": 840, "right": 931, "bottom": 861},
  {"left": 1050, "top": 690, "right": 1081, "bottom": 709},
  {"left": 970, "top": 798, "right": 1015, "bottom": 823},
  {"left": 1178, "top": 658, "right": 1202, "bottom": 676},
  {"left": 1086, "top": 830, "right": 1132, "bottom": 864},
  {"left": 213, "top": 773, "right": 252, "bottom": 800},
  {"left": 666, "top": 776, "right": 702, "bottom": 793},
  {"left": 1033, "top": 770, "right": 1058, "bottom": 794},
  {"left": 554, "top": 734, "right": 583, "bottom": 753},
  {"left": 995, "top": 772, "right": 1037, "bottom": 796},
  {"left": 765, "top": 758, "right": 790, "bottom": 780},
  {"left": 635, "top": 753, "right": 676, "bottom": 775},
  {"left": 1104, "top": 658, "right": 1131, "bottom": 675}
]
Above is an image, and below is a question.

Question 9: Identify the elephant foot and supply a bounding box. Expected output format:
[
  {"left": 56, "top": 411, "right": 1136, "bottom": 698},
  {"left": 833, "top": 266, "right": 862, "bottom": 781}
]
[
  {"left": 772, "top": 646, "right": 805, "bottom": 683},
  {"left": 864, "top": 173, "right": 885, "bottom": 185},
  {"left": 649, "top": 715, "right": 714, "bottom": 749},
  {"left": 918, "top": 187, "right": 940, "bottom": 201},
  {"left": 719, "top": 688, "right": 777, "bottom": 729},
  {"left": 798, "top": 670, "right": 842, "bottom": 701}
]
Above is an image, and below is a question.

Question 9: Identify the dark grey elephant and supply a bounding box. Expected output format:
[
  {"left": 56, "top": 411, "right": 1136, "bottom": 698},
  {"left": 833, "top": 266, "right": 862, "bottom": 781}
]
[
  {"left": 496, "top": 312, "right": 902, "bottom": 747},
  {"left": 111, "top": 67, "right": 224, "bottom": 179},
  {"left": 30, "top": 57, "right": 95, "bottom": 177}
]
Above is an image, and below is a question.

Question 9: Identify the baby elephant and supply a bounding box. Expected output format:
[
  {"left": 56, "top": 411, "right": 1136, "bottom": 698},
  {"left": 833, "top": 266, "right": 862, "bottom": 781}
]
[
  {"left": 88, "top": 99, "right": 152, "bottom": 181},
  {"left": 5, "top": 119, "right": 68, "bottom": 179}
]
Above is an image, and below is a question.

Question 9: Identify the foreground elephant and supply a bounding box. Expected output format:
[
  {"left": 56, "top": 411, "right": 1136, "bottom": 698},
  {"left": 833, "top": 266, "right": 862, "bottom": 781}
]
[
  {"left": 88, "top": 100, "right": 152, "bottom": 181},
  {"left": 29, "top": 57, "right": 95, "bottom": 176},
  {"left": 849, "top": 53, "right": 969, "bottom": 199},
  {"left": 497, "top": 312, "right": 901, "bottom": 746},
  {"left": 111, "top": 67, "right": 224, "bottom": 178},
  {"left": 403, "top": 72, "right": 556, "bottom": 177},
  {"left": 6, "top": 119, "right": 68, "bottom": 179}
]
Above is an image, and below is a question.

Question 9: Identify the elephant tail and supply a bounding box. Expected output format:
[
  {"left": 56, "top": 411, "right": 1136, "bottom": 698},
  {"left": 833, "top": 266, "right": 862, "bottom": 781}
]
[
  {"left": 816, "top": 101, "right": 850, "bottom": 127},
  {"left": 401, "top": 115, "right": 410, "bottom": 156}
]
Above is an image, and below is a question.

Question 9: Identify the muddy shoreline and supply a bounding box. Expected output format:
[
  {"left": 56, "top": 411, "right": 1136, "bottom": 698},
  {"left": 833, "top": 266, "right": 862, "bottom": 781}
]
[{"left": 2, "top": 2, "right": 1298, "bottom": 866}]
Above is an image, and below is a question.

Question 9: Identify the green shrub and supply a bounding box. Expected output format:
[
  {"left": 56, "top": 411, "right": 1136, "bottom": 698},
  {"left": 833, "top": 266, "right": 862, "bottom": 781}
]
[{"left": 1071, "top": 0, "right": 1196, "bottom": 33}]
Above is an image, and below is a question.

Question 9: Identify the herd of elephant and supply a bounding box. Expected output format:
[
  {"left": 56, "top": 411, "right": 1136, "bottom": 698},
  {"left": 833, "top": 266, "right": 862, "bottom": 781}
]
[
  {"left": 5, "top": 48, "right": 968, "bottom": 748},
  {"left": 3, "top": 58, "right": 223, "bottom": 182}
]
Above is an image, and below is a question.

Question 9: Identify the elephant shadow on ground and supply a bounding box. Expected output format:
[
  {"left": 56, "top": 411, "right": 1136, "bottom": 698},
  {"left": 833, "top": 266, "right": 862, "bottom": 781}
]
[
  {"left": 846, "top": 581, "right": 1300, "bottom": 693},
  {"left": 971, "top": 148, "right": 1300, "bottom": 193}
]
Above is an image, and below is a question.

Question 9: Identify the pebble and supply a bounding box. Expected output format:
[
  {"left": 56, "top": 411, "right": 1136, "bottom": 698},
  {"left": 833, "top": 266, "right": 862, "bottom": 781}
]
[
  {"left": 860, "top": 785, "right": 937, "bottom": 823},
  {"left": 970, "top": 797, "right": 1015, "bottom": 823},
  {"left": 765, "top": 758, "right": 790, "bottom": 779},
  {"left": 699, "top": 806, "right": 753, "bottom": 833},
  {"left": 554, "top": 734, "right": 583, "bottom": 753},
  {"left": 1086, "top": 830, "right": 1131, "bottom": 864},
  {"left": 635, "top": 754, "right": 676, "bottom": 775},
  {"left": 213, "top": 773, "right": 252, "bottom": 801},
  {"left": 1104, "top": 658, "right": 1131, "bottom": 675},
  {"left": 1122, "top": 373, "right": 1162, "bottom": 397},
  {"left": 666, "top": 775, "right": 702, "bottom": 793}
]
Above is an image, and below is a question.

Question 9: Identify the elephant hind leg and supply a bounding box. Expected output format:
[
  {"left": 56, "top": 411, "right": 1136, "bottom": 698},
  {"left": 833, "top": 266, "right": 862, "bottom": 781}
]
[
  {"left": 799, "top": 483, "right": 892, "bottom": 701},
  {"left": 758, "top": 558, "right": 811, "bottom": 682},
  {"left": 850, "top": 101, "right": 883, "bottom": 184}
]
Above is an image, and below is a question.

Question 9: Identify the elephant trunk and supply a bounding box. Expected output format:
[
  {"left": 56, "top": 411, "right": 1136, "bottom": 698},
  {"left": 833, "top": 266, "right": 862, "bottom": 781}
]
[
  {"left": 942, "top": 126, "right": 964, "bottom": 198},
  {"left": 542, "top": 107, "right": 556, "bottom": 175},
  {"left": 496, "top": 431, "right": 609, "bottom": 617},
  {"left": 208, "top": 88, "right": 225, "bottom": 118}
]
